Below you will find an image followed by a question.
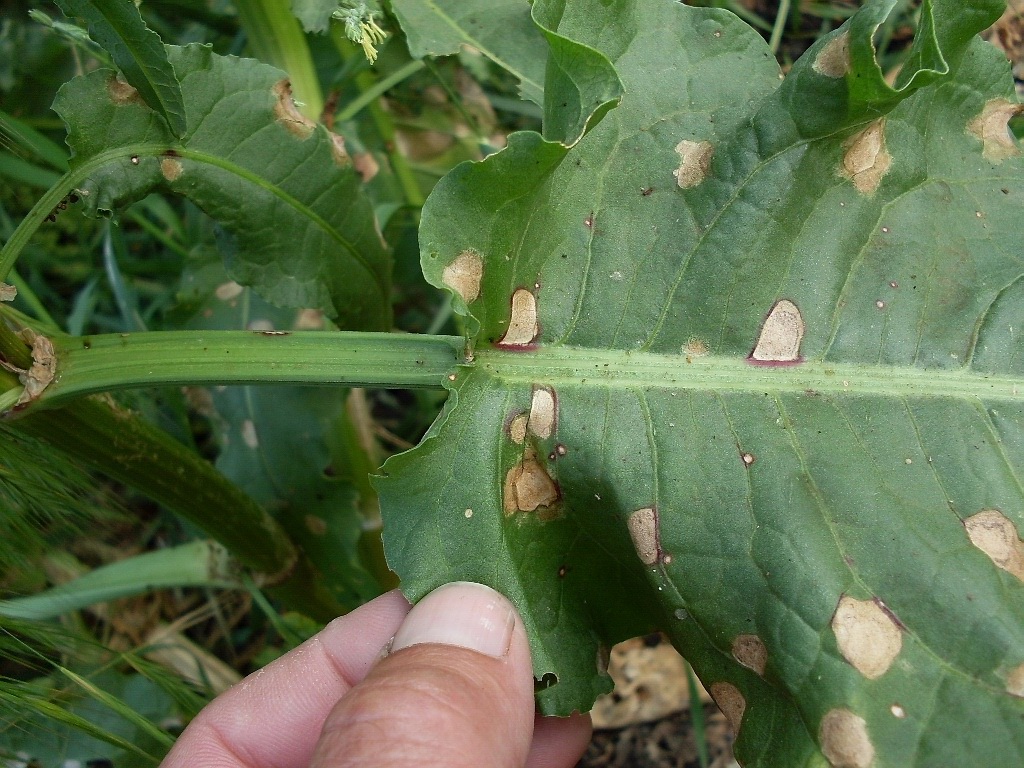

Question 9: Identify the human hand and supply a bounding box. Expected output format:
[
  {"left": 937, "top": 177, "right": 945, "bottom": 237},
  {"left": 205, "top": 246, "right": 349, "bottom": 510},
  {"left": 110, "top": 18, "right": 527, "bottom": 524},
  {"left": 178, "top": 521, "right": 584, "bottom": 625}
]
[{"left": 160, "top": 582, "right": 592, "bottom": 768}]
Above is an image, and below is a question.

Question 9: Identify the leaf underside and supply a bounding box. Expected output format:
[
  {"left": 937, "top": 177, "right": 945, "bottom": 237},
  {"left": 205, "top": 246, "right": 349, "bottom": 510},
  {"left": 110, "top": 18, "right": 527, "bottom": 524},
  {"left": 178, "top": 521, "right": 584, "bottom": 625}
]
[
  {"left": 379, "top": 0, "right": 1024, "bottom": 765},
  {"left": 52, "top": 44, "right": 391, "bottom": 330}
]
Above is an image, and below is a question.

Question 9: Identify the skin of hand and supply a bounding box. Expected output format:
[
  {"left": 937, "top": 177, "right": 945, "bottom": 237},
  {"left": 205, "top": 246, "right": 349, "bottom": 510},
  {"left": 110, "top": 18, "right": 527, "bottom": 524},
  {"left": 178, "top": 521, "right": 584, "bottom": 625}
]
[{"left": 160, "top": 582, "right": 592, "bottom": 768}]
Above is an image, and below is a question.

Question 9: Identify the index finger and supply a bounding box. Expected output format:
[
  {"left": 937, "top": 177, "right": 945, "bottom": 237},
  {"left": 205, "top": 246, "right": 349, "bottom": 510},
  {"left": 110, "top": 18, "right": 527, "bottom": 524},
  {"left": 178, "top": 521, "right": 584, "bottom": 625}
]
[{"left": 160, "top": 589, "right": 411, "bottom": 768}]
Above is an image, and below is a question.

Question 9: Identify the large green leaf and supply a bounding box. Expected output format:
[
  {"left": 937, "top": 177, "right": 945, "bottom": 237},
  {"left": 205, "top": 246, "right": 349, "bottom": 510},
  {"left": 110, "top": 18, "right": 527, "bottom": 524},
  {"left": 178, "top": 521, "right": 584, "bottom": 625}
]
[
  {"left": 52, "top": 44, "right": 391, "bottom": 330},
  {"left": 377, "top": 0, "right": 1024, "bottom": 764}
]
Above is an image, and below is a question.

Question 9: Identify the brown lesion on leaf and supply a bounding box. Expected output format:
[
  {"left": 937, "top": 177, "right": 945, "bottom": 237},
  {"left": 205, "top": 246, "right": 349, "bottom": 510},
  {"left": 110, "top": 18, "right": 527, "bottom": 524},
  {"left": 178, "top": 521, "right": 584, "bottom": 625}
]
[
  {"left": 528, "top": 386, "right": 557, "bottom": 439},
  {"left": 503, "top": 449, "right": 559, "bottom": 514},
  {"left": 498, "top": 288, "right": 539, "bottom": 346},
  {"left": 819, "top": 709, "right": 874, "bottom": 768},
  {"left": 831, "top": 595, "right": 903, "bottom": 679},
  {"left": 967, "top": 99, "right": 1024, "bottom": 162},
  {"left": 0, "top": 283, "right": 16, "bottom": 302},
  {"left": 304, "top": 514, "right": 328, "bottom": 536},
  {"left": 672, "top": 140, "right": 714, "bottom": 189},
  {"left": 353, "top": 151, "right": 379, "bottom": 181},
  {"left": 442, "top": 250, "right": 484, "bottom": 304},
  {"left": 160, "top": 157, "right": 183, "bottom": 181},
  {"left": 1005, "top": 662, "right": 1024, "bottom": 697},
  {"left": 328, "top": 131, "right": 351, "bottom": 168},
  {"left": 0, "top": 329, "right": 56, "bottom": 408},
  {"left": 709, "top": 682, "right": 745, "bottom": 736},
  {"left": 273, "top": 80, "right": 317, "bottom": 139},
  {"left": 731, "top": 634, "right": 768, "bottom": 676},
  {"left": 682, "top": 337, "right": 709, "bottom": 358},
  {"left": 627, "top": 507, "right": 662, "bottom": 565},
  {"left": 963, "top": 509, "right": 1024, "bottom": 580},
  {"left": 107, "top": 73, "right": 143, "bottom": 105},
  {"left": 750, "top": 299, "right": 804, "bottom": 363},
  {"left": 507, "top": 412, "right": 528, "bottom": 444},
  {"left": 842, "top": 118, "right": 891, "bottom": 194},
  {"left": 813, "top": 32, "right": 851, "bottom": 78}
]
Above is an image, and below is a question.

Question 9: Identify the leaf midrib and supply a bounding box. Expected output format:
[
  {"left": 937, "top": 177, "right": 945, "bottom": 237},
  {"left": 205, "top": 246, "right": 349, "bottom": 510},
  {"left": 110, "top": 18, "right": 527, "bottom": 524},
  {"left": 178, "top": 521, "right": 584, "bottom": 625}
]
[{"left": 475, "top": 346, "right": 1023, "bottom": 401}]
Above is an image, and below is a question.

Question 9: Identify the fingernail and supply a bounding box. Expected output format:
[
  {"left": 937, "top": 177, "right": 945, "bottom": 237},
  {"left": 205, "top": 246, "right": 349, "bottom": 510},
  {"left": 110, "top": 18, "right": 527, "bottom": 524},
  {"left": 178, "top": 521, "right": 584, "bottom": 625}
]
[{"left": 391, "top": 582, "right": 516, "bottom": 659}]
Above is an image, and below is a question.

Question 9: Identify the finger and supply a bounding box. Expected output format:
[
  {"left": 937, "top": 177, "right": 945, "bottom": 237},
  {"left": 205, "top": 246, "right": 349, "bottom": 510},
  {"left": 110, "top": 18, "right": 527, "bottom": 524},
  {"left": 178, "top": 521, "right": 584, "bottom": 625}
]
[
  {"left": 160, "top": 589, "right": 411, "bottom": 768},
  {"left": 309, "top": 582, "right": 537, "bottom": 768},
  {"left": 526, "top": 712, "right": 593, "bottom": 768}
]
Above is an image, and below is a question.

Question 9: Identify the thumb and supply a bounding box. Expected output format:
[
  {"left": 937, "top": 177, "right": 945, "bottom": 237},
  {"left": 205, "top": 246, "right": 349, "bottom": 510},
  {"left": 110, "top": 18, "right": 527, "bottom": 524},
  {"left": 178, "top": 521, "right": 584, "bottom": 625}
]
[{"left": 309, "top": 582, "right": 536, "bottom": 768}]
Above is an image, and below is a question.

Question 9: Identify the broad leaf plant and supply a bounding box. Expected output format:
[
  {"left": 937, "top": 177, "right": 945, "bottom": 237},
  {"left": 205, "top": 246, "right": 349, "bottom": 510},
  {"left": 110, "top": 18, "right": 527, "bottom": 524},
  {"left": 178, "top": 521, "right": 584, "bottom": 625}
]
[{"left": 1, "top": 0, "right": 1022, "bottom": 765}]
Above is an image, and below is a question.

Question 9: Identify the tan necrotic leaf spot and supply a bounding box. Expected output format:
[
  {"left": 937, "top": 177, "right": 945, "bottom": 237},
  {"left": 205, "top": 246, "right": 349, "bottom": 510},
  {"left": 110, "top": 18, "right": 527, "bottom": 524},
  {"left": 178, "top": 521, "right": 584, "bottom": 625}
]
[
  {"left": 503, "top": 453, "right": 558, "bottom": 514},
  {"left": 831, "top": 595, "right": 902, "bottom": 679},
  {"left": 842, "top": 118, "right": 891, "bottom": 194},
  {"left": 963, "top": 509, "right": 1024, "bottom": 581},
  {"left": 529, "top": 387, "right": 557, "bottom": 439},
  {"left": 968, "top": 99, "right": 1024, "bottom": 162},
  {"left": 0, "top": 283, "right": 16, "bottom": 302},
  {"left": 813, "top": 32, "right": 850, "bottom": 78},
  {"left": 672, "top": 140, "right": 714, "bottom": 189},
  {"left": 627, "top": 507, "right": 661, "bottom": 565},
  {"left": 507, "top": 412, "right": 528, "bottom": 444},
  {"left": 820, "top": 709, "right": 874, "bottom": 768},
  {"left": 498, "top": 289, "right": 539, "bottom": 346},
  {"left": 1005, "top": 663, "right": 1024, "bottom": 697},
  {"left": 273, "top": 80, "right": 316, "bottom": 139},
  {"left": 731, "top": 634, "right": 767, "bottom": 676},
  {"left": 161, "top": 157, "right": 183, "bottom": 181},
  {"left": 442, "top": 250, "right": 484, "bottom": 304},
  {"left": 751, "top": 299, "right": 804, "bottom": 362},
  {"left": 107, "top": 73, "right": 142, "bottom": 105},
  {"left": 709, "top": 682, "right": 745, "bottom": 735}
]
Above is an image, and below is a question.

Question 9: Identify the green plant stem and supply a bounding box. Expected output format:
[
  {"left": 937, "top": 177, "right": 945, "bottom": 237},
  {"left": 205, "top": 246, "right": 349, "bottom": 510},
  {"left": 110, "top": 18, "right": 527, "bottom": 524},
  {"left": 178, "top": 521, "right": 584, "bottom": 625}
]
[
  {"left": 26, "top": 330, "right": 461, "bottom": 408},
  {"left": 768, "top": 0, "right": 791, "bottom": 55},
  {"left": 9, "top": 396, "right": 345, "bottom": 620},
  {"left": 335, "top": 59, "right": 426, "bottom": 123},
  {"left": 234, "top": 0, "right": 323, "bottom": 120}
]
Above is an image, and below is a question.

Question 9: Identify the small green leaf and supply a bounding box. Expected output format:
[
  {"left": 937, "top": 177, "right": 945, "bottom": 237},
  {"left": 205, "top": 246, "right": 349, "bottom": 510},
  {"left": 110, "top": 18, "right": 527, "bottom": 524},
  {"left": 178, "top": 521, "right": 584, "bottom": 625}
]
[
  {"left": 53, "top": 0, "right": 187, "bottom": 137},
  {"left": 379, "top": 0, "right": 1024, "bottom": 764},
  {"left": 52, "top": 44, "right": 392, "bottom": 329}
]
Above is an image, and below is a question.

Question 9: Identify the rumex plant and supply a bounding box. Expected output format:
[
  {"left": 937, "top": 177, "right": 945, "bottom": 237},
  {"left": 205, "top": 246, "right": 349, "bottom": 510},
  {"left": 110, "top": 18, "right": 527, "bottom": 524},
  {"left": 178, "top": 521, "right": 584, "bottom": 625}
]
[{"left": 1, "top": 0, "right": 1023, "bottom": 765}]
